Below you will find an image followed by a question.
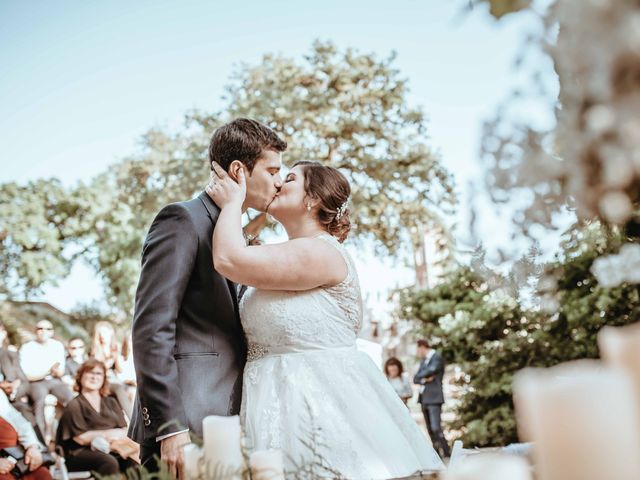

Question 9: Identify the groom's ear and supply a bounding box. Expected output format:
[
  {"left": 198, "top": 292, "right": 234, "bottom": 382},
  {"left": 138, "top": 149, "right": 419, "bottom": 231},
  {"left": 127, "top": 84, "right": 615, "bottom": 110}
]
[{"left": 228, "top": 160, "right": 245, "bottom": 182}]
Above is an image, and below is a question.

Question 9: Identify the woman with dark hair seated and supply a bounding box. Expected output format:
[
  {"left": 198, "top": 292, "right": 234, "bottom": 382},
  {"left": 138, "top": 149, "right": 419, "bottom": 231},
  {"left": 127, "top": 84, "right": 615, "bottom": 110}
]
[{"left": 56, "top": 359, "right": 139, "bottom": 475}]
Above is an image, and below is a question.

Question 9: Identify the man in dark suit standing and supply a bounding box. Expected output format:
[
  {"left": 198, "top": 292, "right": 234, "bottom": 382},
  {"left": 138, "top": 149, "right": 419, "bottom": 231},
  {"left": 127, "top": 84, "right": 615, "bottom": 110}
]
[
  {"left": 413, "top": 339, "right": 450, "bottom": 459},
  {"left": 129, "top": 118, "right": 287, "bottom": 477}
]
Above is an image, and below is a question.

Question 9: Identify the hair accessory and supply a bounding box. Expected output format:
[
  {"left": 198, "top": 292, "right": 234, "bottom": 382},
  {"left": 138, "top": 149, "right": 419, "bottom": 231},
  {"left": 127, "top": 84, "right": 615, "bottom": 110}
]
[{"left": 335, "top": 200, "right": 349, "bottom": 220}]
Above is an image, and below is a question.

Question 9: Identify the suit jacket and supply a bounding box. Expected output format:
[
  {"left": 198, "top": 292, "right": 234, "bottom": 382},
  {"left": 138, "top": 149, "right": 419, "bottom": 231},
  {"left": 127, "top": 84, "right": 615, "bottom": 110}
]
[
  {"left": 413, "top": 351, "right": 445, "bottom": 405},
  {"left": 0, "top": 348, "right": 30, "bottom": 401},
  {"left": 128, "top": 192, "right": 246, "bottom": 444}
]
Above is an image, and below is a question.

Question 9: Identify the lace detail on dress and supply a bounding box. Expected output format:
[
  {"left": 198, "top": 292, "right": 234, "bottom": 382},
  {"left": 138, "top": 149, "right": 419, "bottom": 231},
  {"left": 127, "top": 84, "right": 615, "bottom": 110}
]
[
  {"left": 315, "top": 233, "right": 363, "bottom": 333},
  {"left": 238, "top": 232, "right": 444, "bottom": 478}
]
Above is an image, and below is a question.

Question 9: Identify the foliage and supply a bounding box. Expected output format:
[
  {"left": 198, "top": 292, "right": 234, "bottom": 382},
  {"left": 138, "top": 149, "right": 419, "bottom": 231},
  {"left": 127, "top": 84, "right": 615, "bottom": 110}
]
[
  {"left": 398, "top": 223, "right": 640, "bottom": 447},
  {"left": 0, "top": 300, "right": 88, "bottom": 344},
  {"left": 478, "top": 0, "right": 640, "bottom": 270},
  {"left": 1, "top": 42, "right": 454, "bottom": 316},
  {"left": 211, "top": 40, "right": 456, "bottom": 253},
  {"left": 472, "top": 0, "right": 532, "bottom": 19},
  {"left": 67, "top": 302, "right": 114, "bottom": 341},
  {"left": 0, "top": 179, "right": 100, "bottom": 297}
]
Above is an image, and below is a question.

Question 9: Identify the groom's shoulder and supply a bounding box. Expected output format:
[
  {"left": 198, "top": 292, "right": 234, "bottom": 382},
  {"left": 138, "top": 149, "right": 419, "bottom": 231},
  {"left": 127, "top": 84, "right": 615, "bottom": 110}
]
[
  {"left": 159, "top": 195, "right": 206, "bottom": 215},
  {"left": 152, "top": 198, "right": 200, "bottom": 225}
]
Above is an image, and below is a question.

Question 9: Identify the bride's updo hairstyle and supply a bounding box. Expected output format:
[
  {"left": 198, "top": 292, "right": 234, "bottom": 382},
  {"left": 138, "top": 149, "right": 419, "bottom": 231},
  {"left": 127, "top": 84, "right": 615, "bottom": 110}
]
[{"left": 292, "top": 161, "right": 351, "bottom": 243}]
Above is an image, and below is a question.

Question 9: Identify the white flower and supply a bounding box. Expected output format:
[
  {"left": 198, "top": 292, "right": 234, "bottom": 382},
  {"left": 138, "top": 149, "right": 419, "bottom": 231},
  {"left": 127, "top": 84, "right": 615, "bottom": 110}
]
[
  {"left": 598, "top": 191, "right": 633, "bottom": 224},
  {"left": 586, "top": 105, "right": 615, "bottom": 134},
  {"left": 619, "top": 244, "right": 640, "bottom": 283},
  {"left": 591, "top": 255, "right": 625, "bottom": 288}
]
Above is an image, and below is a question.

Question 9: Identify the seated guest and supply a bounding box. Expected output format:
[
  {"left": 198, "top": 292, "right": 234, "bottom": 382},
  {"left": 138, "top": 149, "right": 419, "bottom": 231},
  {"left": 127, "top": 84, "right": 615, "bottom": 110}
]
[
  {"left": 0, "top": 391, "right": 51, "bottom": 480},
  {"left": 117, "top": 334, "right": 136, "bottom": 407},
  {"left": 384, "top": 357, "right": 414, "bottom": 405},
  {"left": 64, "top": 338, "right": 86, "bottom": 382},
  {"left": 19, "top": 321, "right": 73, "bottom": 437},
  {"left": 89, "top": 322, "right": 132, "bottom": 418},
  {"left": 56, "top": 360, "right": 139, "bottom": 475},
  {"left": 0, "top": 323, "right": 35, "bottom": 425}
]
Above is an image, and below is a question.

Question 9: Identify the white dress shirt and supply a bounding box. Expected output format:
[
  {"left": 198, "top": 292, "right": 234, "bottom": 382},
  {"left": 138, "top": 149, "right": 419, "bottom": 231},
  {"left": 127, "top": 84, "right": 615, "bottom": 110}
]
[
  {"left": 419, "top": 350, "right": 436, "bottom": 393},
  {"left": 19, "top": 339, "right": 66, "bottom": 381}
]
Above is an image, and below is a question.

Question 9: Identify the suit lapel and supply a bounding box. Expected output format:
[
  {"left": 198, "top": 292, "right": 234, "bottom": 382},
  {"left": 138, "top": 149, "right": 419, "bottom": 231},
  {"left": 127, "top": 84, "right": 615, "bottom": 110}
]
[
  {"left": 425, "top": 351, "right": 436, "bottom": 368},
  {"left": 198, "top": 192, "right": 240, "bottom": 311}
]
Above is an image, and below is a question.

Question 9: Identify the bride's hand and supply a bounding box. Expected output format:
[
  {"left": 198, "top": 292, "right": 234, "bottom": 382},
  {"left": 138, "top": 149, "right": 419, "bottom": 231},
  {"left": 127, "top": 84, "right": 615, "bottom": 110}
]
[{"left": 206, "top": 162, "right": 247, "bottom": 208}]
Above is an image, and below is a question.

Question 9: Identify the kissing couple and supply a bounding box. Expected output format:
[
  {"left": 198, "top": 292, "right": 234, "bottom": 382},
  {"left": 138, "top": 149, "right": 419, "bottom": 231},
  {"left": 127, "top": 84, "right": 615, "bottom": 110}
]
[{"left": 128, "top": 118, "right": 444, "bottom": 478}]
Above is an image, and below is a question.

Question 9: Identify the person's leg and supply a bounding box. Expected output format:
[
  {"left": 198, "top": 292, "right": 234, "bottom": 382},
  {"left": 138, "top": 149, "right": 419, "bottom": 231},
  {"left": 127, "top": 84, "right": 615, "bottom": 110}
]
[
  {"left": 421, "top": 404, "right": 434, "bottom": 438},
  {"left": 11, "top": 398, "right": 35, "bottom": 423},
  {"left": 141, "top": 439, "right": 161, "bottom": 473},
  {"left": 426, "top": 404, "right": 450, "bottom": 458},
  {"left": 23, "top": 467, "right": 52, "bottom": 480},
  {"left": 66, "top": 448, "right": 120, "bottom": 475},
  {"left": 28, "top": 381, "right": 48, "bottom": 437},
  {"left": 48, "top": 379, "right": 74, "bottom": 406}
]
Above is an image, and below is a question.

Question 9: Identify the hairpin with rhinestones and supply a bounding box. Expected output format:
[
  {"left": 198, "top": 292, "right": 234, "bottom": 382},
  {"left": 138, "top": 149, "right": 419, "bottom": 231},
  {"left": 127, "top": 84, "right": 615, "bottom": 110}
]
[{"left": 335, "top": 200, "right": 349, "bottom": 221}]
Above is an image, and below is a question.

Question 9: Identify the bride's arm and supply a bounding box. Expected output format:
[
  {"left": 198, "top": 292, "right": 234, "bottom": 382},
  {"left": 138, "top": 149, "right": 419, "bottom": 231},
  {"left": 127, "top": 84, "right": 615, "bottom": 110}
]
[{"left": 207, "top": 166, "right": 347, "bottom": 291}]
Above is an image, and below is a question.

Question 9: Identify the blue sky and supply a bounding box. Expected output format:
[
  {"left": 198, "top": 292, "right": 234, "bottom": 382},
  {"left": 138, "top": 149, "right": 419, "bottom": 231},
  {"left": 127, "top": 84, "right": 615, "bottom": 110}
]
[{"left": 0, "top": 1, "right": 553, "bottom": 313}]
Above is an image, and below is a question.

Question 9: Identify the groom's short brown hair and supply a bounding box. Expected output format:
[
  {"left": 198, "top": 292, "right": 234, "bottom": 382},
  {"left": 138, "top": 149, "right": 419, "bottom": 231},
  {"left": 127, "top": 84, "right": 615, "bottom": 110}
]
[{"left": 208, "top": 118, "right": 287, "bottom": 173}]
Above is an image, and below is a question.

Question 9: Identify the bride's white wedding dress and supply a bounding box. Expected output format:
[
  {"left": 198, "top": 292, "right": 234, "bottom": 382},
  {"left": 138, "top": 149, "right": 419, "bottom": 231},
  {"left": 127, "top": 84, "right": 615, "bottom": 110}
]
[{"left": 239, "top": 233, "right": 443, "bottom": 479}]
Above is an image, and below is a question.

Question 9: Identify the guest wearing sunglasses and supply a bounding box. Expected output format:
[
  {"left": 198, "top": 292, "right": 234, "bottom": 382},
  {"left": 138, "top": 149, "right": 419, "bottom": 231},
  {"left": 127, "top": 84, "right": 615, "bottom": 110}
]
[
  {"left": 64, "top": 338, "right": 87, "bottom": 381},
  {"left": 19, "top": 321, "right": 73, "bottom": 439}
]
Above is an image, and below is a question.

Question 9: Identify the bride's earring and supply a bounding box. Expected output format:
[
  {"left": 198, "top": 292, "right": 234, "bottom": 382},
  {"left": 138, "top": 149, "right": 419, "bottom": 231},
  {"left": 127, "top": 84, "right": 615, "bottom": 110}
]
[{"left": 306, "top": 203, "right": 312, "bottom": 212}]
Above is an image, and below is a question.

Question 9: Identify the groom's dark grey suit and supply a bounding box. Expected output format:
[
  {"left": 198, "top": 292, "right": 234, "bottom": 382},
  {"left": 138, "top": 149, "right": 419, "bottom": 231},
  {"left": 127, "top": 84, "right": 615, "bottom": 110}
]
[{"left": 128, "top": 192, "right": 246, "bottom": 466}]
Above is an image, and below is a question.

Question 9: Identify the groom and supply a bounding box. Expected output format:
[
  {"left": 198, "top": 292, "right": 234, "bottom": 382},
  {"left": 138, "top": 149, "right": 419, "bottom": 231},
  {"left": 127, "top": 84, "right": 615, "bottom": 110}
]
[{"left": 129, "top": 118, "right": 287, "bottom": 476}]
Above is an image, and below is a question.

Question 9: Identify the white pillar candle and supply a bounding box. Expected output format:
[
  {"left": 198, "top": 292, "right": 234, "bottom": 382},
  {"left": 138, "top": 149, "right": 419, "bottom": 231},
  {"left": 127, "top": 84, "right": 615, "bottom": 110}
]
[
  {"left": 182, "top": 443, "right": 203, "bottom": 480},
  {"left": 599, "top": 322, "right": 640, "bottom": 411},
  {"left": 250, "top": 450, "right": 285, "bottom": 480},
  {"left": 202, "top": 415, "right": 244, "bottom": 479},
  {"left": 443, "top": 453, "right": 531, "bottom": 480},
  {"left": 514, "top": 360, "right": 640, "bottom": 480}
]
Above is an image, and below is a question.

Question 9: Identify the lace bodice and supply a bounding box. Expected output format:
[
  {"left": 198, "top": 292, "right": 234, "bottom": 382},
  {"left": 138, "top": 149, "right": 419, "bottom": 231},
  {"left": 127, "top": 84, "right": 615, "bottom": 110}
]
[
  {"left": 239, "top": 233, "right": 363, "bottom": 359},
  {"left": 238, "top": 234, "right": 443, "bottom": 477}
]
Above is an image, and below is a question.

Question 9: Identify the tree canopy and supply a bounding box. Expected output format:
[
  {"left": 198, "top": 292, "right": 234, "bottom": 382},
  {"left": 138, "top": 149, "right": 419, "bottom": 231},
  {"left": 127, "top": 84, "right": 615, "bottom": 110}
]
[{"left": 0, "top": 41, "right": 455, "bottom": 317}]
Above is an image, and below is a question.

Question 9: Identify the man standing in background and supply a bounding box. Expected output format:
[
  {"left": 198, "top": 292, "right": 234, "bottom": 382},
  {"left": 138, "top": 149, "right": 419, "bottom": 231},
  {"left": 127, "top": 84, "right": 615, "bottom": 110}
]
[{"left": 414, "top": 339, "right": 450, "bottom": 459}]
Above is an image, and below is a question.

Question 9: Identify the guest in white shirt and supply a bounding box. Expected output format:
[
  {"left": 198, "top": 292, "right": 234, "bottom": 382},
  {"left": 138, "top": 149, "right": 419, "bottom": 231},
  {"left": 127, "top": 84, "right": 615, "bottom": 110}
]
[{"left": 19, "top": 321, "right": 73, "bottom": 437}]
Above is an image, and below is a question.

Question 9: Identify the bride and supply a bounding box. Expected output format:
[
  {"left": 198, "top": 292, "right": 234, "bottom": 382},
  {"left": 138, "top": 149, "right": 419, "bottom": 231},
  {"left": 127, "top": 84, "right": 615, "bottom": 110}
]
[{"left": 206, "top": 160, "right": 443, "bottom": 479}]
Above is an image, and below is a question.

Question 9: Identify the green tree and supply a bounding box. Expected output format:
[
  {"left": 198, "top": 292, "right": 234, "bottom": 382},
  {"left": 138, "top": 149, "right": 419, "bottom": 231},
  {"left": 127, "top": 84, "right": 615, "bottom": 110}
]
[
  {"left": 211, "top": 41, "right": 456, "bottom": 253},
  {"left": 0, "top": 179, "right": 102, "bottom": 298},
  {"left": 472, "top": 0, "right": 531, "bottom": 19},
  {"left": 1, "top": 42, "right": 455, "bottom": 317},
  {"left": 398, "top": 223, "right": 640, "bottom": 447},
  {"left": 87, "top": 41, "right": 455, "bottom": 315}
]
